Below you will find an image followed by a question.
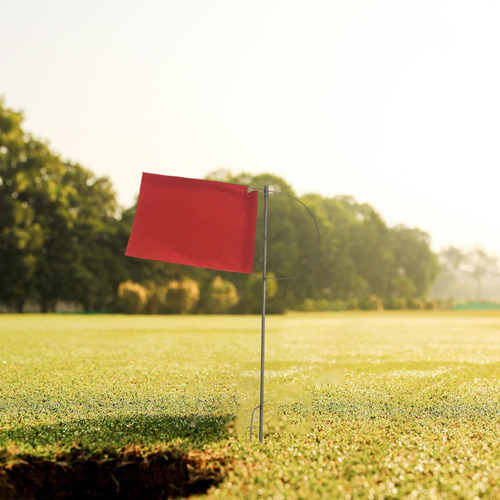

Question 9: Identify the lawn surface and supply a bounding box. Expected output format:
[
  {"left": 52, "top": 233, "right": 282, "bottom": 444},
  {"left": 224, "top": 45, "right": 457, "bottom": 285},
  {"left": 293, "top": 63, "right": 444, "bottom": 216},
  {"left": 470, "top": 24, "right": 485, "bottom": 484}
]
[{"left": 1, "top": 311, "right": 499, "bottom": 498}]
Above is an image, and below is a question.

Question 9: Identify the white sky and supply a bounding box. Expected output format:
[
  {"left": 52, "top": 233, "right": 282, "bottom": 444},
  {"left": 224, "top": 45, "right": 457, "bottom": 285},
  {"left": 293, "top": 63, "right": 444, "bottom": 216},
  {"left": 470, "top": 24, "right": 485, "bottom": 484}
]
[{"left": 2, "top": 0, "right": 499, "bottom": 258}]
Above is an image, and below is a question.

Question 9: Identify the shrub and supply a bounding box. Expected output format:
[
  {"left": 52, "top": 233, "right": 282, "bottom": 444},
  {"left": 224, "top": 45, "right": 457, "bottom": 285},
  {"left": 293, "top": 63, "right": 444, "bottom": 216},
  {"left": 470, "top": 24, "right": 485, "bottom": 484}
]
[
  {"left": 117, "top": 280, "right": 147, "bottom": 314},
  {"left": 346, "top": 298, "right": 360, "bottom": 310},
  {"left": 409, "top": 298, "right": 426, "bottom": 310},
  {"left": 366, "top": 295, "right": 384, "bottom": 311},
  {"left": 304, "top": 298, "right": 336, "bottom": 312},
  {"left": 302, "top": 298, "right": 316, "bottom": 312},
  {"left": 331, "top": 299, "right": 347, "bottom": 311},
  {"left": 425, "top": 299, "right": 439, "bottom": 310},
  {"left": 206, "top": 276, "right": 239, "bottom": 314},
  {"left": 315, "top": 298, "right": 332, "bottom": 311},
  {"left": 245, "top": 273, "right": 278, "bottom": 314},
  {"left": 389, "top": 297, "right": 407, "bottom": 310},
  {"left": 165, "top": 279, "right": 200, "bottom": 314},
  {"left": 142, "top": 283, "right": 167, "bottom": 314},
  {"left": 300, "top": 298, "right": 331, "bottom": 312}
]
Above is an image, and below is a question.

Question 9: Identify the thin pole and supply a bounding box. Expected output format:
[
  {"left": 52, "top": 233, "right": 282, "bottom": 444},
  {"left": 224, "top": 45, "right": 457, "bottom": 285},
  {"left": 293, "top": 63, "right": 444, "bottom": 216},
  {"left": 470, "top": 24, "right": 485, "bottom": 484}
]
[{"left": 259, "top": 185, "right": 269, "bottom": 442}]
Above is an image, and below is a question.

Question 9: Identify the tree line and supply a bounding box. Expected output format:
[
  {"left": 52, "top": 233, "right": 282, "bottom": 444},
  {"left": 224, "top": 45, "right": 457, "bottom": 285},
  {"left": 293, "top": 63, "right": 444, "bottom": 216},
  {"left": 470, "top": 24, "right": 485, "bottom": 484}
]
[
  {"left": 1, "top": 99, "right": 442, "bottom": 313},
  {"left": 430, "top": 246, "right": 499, "bottom": 302}
]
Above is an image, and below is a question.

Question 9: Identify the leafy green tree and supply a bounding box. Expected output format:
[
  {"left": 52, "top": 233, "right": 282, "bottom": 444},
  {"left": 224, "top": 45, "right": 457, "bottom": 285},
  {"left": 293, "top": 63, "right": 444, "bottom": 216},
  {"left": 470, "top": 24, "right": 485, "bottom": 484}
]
[
  {"left": 302, "top": 195, "right": 359, "bottom": 301},
  {"left": 60, "top": 163, "right": 124, "bottom": 310},
  {"left": 0, "top": 101, "right": 443, "bottom": 314},
  {"left": 204, "top": 169, "right": 440, "bottom": 310},
  {"left": 206, "top": 171, "right": 321, "bottom": 310},
  {"left": 390, "top": 225, "right": 439, "bottom": 298},
  {"left": 0, "top": 100, "right": 63, "bottom": 310},
  {"left": 0, "top": 99, "right": 122, "bottom": 311},
  {"left": 345, "top": 198, "right": 396, "bottom": 299}
]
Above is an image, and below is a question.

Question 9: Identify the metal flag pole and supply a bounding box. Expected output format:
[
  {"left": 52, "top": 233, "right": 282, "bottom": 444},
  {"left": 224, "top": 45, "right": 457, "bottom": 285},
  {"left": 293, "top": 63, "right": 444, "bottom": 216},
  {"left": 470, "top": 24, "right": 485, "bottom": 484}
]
[
  {"left": 258, "top": 185, "right": 269, "bottom": 442},
  {"left": 250, "top": 185, "right": 269, "bottom": 442}
]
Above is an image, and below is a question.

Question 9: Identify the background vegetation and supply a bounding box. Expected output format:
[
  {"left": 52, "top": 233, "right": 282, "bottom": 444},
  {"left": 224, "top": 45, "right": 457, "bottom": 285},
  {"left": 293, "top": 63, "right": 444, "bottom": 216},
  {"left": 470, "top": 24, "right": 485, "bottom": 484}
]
[{"left": 1, "top": 99, "right": 498, "bottom": 314}]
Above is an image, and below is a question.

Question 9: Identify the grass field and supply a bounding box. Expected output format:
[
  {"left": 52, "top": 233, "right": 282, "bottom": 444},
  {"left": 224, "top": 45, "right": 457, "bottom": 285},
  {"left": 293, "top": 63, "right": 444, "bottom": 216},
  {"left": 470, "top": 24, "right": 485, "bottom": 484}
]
[{"left": 1, "top": 311, "right": 499, "bottom": 498}]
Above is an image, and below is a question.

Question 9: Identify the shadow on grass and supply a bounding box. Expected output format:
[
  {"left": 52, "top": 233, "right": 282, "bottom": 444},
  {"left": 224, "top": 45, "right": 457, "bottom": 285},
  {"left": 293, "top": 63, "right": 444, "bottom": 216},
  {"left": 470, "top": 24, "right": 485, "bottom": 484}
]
[{"left": 2, "top": 413, "right": 234, "bottom": 450}]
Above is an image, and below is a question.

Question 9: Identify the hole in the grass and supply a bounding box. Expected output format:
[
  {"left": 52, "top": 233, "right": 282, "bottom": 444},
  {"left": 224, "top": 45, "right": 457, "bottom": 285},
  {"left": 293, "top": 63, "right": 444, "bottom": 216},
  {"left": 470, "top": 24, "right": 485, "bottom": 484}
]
[{"left": 0, "top": 446, "right": 225, "bottom": 499}]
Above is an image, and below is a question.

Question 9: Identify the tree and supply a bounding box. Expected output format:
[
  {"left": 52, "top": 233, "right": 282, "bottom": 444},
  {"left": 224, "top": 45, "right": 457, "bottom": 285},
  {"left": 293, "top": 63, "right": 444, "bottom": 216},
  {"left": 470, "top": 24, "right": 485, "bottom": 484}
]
[
  {"left": 204, "top": 169, "right": 440, "bottom": 310},
  {"left": 440, "top": 246, "right": 466, "bottom": 272},
  {"left": 430, "top": 246, "right": 499, "bottom": 301},
  {"left": 0, "top": 99, "right": 122, "bottom": 311},
  {"left": 463, "top": 247, "right": 498, "bottom": 298},
  {"left": 390, "top": 225, "right": 439, "bottom": 298},
  {"left": 207, "top": 171, "right": 321, "bottom": 309},
  {"left": 60, "top": 162, "right": 124, "bottom": 310},
  {"left": 0, "top": 100, "right": 445, "bottom": 314},
  {"left": 338, "top": 197, "right": 395, "bottom": 299},
  {"left": 0, "top": 100, "right": 61, "bottom": 311}
]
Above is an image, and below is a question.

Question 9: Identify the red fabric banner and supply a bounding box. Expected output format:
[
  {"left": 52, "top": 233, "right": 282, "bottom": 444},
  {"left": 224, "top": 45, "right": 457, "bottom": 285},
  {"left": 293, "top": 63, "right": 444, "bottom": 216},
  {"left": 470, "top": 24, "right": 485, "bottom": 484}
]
[{"left": 125, "top": 173, "right": 258, "bottom": 273}]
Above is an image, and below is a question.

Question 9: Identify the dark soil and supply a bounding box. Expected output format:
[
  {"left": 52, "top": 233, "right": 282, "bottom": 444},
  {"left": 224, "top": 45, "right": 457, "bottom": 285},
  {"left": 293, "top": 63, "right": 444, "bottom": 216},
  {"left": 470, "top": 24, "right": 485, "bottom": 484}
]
[{"left": 0, "top": 446, "right": 224, "bottom": 499}]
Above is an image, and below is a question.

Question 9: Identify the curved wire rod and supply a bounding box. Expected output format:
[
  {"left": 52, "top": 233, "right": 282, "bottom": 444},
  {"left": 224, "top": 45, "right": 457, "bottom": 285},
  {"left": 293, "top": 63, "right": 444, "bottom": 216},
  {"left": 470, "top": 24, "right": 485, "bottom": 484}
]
[
  {"left": 250, "top": 188, "right": 320, "bottom": 281},
  {"left": 249, "top": 403, "right": 262, "bottom": 441}
]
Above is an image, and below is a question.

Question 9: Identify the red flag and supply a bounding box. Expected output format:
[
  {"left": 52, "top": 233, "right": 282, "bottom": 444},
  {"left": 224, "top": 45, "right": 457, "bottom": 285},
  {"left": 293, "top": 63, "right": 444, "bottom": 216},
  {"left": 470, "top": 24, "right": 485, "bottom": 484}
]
[{"left": 125, "top": 173, "right": 258, "bottom": 273}]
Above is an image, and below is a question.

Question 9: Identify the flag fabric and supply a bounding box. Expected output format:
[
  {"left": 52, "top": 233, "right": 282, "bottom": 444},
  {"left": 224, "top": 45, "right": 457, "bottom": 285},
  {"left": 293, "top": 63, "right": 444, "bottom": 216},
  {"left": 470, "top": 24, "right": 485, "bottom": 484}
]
[{"left": 125, "top": 173, "right": 258, "bottom": 273}]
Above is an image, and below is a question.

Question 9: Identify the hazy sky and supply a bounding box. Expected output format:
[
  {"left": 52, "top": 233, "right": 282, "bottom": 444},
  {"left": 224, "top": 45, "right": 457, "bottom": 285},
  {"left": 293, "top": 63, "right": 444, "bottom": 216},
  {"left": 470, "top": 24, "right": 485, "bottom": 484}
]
[{"left": 2, "top": 0, "right": 499, "bottom": 257}]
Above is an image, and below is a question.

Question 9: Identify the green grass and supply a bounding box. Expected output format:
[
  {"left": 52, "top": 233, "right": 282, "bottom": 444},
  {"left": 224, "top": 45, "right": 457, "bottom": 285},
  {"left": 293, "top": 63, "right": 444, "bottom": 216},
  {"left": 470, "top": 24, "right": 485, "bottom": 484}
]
[{"left": 1, "top": 311, "right": 499, "bottom": 498}]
